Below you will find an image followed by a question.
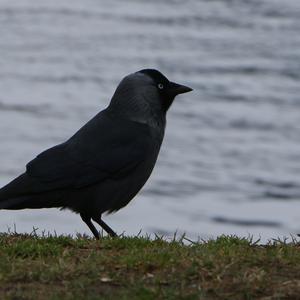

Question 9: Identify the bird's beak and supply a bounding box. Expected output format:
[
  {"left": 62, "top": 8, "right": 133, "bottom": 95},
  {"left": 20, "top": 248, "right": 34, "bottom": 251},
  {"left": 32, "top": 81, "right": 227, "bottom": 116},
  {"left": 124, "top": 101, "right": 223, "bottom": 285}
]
[{"left": 168, "top": 81, "right": 193, "bottom": 96}]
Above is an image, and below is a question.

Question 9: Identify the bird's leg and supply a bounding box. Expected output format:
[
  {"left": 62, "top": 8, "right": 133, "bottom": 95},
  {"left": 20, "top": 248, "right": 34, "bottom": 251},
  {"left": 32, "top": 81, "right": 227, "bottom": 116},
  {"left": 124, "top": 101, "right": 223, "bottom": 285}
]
[
  {"left": 92, "top": 215, "right": 117, "bottom": 237},
  {"left": 80, "top": 213, "right": 100, "bottom": 240}
]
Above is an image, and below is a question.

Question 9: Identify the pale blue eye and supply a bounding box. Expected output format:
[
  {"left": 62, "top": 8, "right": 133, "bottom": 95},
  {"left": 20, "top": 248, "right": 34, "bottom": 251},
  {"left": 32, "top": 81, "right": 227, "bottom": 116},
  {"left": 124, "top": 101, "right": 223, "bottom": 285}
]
[{"left": 158, "top": 83, "right": 164, "bottom": 89}]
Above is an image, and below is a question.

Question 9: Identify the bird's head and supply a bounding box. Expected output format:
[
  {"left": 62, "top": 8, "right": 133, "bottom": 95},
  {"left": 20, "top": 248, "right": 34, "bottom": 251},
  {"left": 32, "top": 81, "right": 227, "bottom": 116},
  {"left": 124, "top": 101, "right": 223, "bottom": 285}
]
[
  {"left": 136, "top": 69, "right": 193, "bottom": 112},
  {"left": 108, "top": 69, "right": 192, "bottom": 125}
]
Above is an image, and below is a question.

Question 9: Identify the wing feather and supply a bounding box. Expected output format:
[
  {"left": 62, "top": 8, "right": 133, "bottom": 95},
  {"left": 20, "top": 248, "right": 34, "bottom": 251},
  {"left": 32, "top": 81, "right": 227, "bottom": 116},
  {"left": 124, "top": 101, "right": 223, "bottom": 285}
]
[{"left": 26, "top": 110, "right": 152, "bottom": 191}]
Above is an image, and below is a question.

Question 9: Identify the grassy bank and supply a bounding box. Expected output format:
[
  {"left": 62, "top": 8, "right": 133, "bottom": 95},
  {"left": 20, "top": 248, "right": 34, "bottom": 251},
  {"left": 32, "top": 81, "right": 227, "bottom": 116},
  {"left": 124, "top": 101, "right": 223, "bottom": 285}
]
[{"left": 0, "top": 233, "right": 300, "bottom": 299}]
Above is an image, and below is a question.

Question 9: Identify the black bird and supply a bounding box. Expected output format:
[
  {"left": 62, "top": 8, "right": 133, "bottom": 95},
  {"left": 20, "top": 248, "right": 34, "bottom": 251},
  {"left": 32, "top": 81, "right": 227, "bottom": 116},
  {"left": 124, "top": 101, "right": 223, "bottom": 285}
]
[{"left": 0, "top": 69, "right": 192, "bottom": 239}]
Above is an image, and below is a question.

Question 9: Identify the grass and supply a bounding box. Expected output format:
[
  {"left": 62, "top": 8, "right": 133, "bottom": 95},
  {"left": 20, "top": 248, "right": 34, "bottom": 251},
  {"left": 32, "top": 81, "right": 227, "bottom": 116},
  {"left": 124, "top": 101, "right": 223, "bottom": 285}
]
[{"left": 0, "top": 232, "right": 300, "bottom": 300}]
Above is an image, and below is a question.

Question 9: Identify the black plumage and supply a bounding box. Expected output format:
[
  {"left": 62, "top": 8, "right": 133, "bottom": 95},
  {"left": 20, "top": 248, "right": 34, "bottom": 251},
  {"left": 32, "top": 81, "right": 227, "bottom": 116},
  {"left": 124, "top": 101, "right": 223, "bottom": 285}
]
[{"left": 0, "top": 69, "right": 192, "bottom": 238}]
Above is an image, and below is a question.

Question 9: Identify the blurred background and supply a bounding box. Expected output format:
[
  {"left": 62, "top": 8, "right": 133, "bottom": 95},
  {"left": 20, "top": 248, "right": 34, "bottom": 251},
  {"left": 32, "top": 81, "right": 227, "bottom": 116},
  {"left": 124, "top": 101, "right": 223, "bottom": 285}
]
[{"left": 0, "top": 0, "right": 300, "bottom": 242}]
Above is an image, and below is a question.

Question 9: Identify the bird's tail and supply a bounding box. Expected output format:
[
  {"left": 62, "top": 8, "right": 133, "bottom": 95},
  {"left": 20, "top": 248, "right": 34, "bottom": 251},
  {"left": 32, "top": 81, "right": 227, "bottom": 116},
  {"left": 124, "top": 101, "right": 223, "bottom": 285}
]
[
  {"left": 0, "top": 173, "right": 66, "bottom": 210},
  {"left": 0, "top": 197, "right": 29, "bottom": 210},
  {"left": 0, "top": 173, "right": 38, "bottom": 209}
]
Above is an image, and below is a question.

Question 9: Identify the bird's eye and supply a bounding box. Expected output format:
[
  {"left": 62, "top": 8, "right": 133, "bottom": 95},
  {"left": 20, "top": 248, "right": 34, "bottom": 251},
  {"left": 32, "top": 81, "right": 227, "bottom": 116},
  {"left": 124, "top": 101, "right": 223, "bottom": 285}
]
[{"left": 158, "top": 83, "right": 164, "bottom": 90}]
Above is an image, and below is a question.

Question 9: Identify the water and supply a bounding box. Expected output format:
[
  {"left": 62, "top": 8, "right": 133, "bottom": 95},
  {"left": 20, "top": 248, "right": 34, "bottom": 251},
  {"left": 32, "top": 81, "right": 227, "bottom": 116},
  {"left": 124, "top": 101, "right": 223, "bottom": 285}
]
[{"left": 0, "top": 0, "right": 300, "bottom": 242}]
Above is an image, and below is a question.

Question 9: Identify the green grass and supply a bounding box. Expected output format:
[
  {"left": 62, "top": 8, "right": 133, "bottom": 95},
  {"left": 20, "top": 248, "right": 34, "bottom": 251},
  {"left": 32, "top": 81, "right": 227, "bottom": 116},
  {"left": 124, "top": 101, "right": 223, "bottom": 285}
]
[{"left": 0, "top": 233, "right": 300, "bottom": 300}]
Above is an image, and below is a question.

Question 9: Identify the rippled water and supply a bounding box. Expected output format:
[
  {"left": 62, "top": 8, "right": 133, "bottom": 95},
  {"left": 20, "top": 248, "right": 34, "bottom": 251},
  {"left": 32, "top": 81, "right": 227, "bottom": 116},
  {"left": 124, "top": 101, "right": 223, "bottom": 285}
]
[{"left": 0, "top": 0, "right": 300, "bottom": 242}]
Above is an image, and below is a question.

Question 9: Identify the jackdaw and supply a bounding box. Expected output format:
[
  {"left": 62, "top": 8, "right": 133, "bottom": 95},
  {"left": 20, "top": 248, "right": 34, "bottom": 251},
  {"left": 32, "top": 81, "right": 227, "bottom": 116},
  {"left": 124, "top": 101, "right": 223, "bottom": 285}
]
[{"left": 0, "top": 69, "right": 192, "bottom": 238}]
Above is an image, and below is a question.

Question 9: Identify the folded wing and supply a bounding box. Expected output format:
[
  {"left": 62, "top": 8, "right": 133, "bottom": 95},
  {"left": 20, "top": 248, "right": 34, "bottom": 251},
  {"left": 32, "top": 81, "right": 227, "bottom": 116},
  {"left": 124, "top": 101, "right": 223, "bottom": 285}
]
[{"left": 0, "top": 111, "right": 153, "bottom": 200}]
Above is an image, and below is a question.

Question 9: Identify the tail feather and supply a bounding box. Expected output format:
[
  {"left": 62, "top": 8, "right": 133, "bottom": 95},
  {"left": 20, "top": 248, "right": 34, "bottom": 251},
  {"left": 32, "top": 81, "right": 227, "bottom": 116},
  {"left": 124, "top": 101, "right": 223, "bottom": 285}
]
[
  {"left": 0, "top": 173, "right": 68, "bottom": 209},
  {"left": 0, "top": 173, "right": 36, "bottom": 201},
  {"left": 0, "top": 173, "right": 40, "bottom": 209},
  {"left": 0, "top": 196, "right": 30, "bottom": 210},
  {"left": 0, "top": 173, "right": 65, "bottom": 210},
  {"left": 0, "top": 174, "right": 27, "bottom": 209}
]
